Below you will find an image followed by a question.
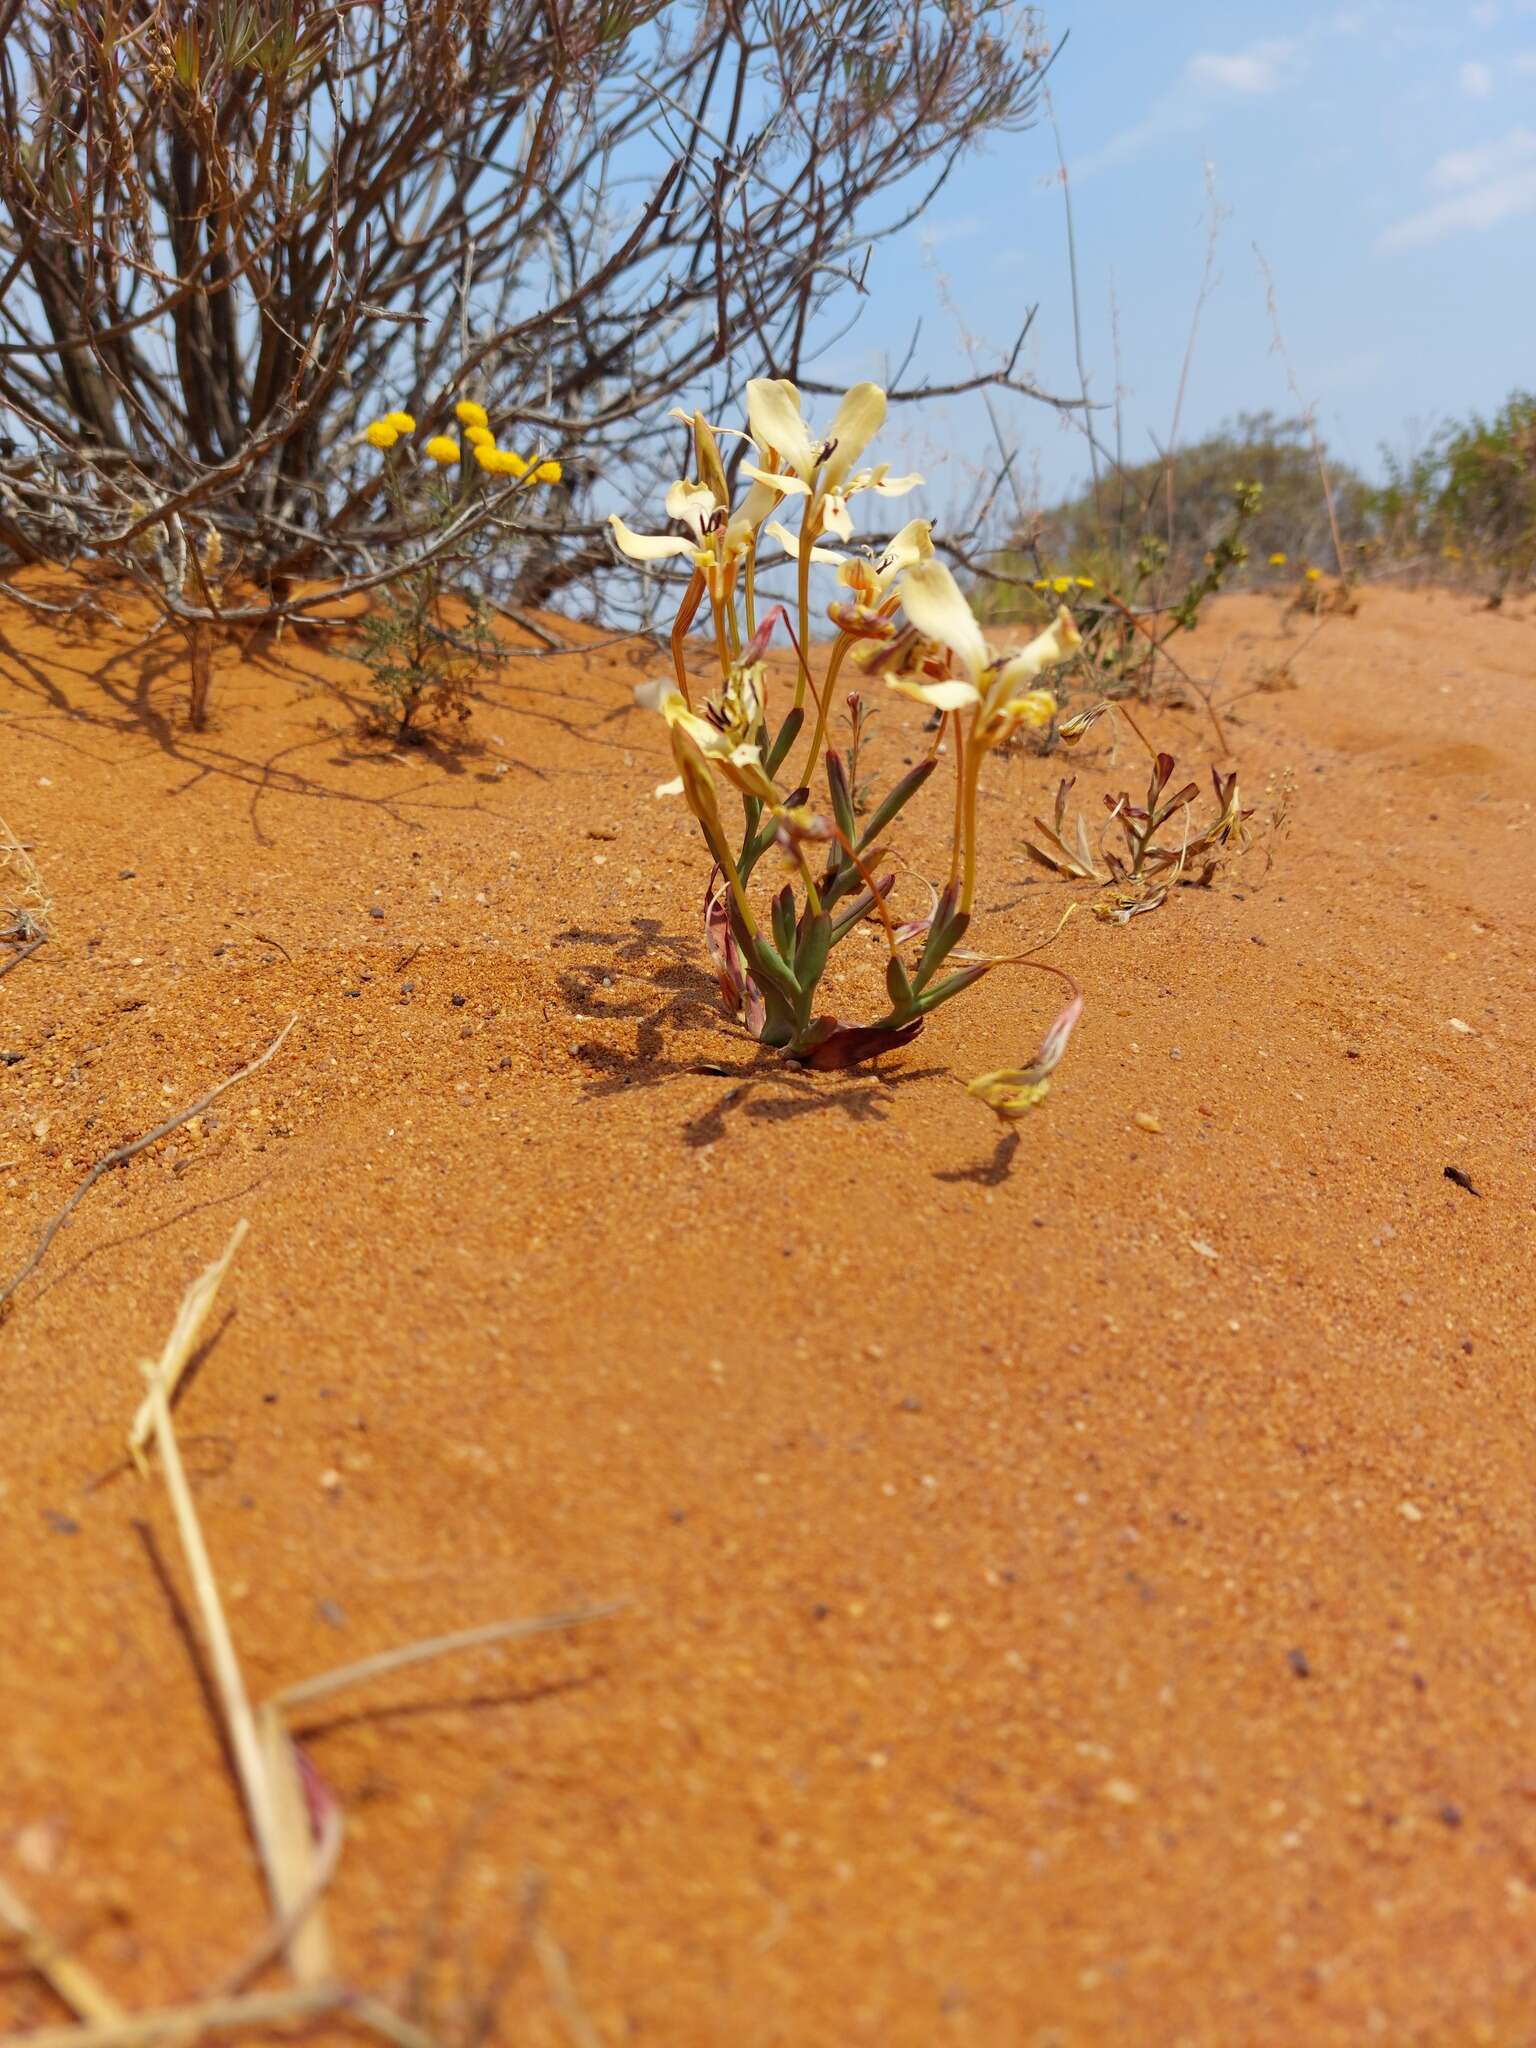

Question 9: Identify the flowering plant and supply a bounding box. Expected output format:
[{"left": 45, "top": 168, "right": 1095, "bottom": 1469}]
[
  {"left": 356, "top": 400, "right": 562, "bottom": 737},
  {"left": 612, "top": 381, "right": 1086, "bottom": 1105}
]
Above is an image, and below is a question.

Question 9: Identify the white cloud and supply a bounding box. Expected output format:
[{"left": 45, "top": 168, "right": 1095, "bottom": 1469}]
[
  {"left": 1080, "top": 38, "right": 1302, "bottom": 175},
  {"left": 916, "top": 215, "right": 983, "bottom": 252},
  {"left": 1459, "top": 57, "right": 1494, "bottom": 94},
  {"left": 1378, "top": 126, "right": 1536, "bottom": 247},
  {"left": 1188, "top": 40, "right": 1299, "bottom": 95}
]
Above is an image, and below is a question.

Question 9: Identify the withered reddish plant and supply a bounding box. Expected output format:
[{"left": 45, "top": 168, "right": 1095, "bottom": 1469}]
[
  {"left": 616, "top": 381, "right": 1086, "bottom": 1109},
  {"left": 1025, "top": 699, "right": 1253, "bottom": 922}
]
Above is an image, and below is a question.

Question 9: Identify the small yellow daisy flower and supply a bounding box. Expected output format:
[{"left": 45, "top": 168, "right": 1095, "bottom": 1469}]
[
  {"left": 454, "top": 400, "right": 489, "bottom": 429},
  {"left": 364, "top": 420, "right": 399, "bottom": 450},
  {"left": 1269, "top": 552, "right": 1287, "bottom": 567},
  {"left": 465, "top": 423, "right": 495, "bottom": 449},
  {"left": 1304, "top": 566, "right": 1322, "bottom": 582},
  {"left": 534, "top": 458, "right": 563, "bottom": 484},
  {"left": 424, "top": 435, "right": 460, "bottom": 465},
  {"left": 385, "top": 411, "right": 416, "bottom": 434},
  {"left": 1073, "top": 574, "right": 1094, "bottom": 589},
  {"left": 1051, "top": 575, "right": 1072, "bottom": 595}
]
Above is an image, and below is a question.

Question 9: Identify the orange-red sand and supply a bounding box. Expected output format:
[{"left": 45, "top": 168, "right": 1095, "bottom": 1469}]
[{"left": 1, "top": 581, "right": 1533, "bottom": 2045}]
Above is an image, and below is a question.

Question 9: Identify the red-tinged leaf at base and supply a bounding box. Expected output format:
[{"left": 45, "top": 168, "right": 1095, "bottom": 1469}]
[{"left": 794, "top": 1016, "right": 926, "bottom": 1069}]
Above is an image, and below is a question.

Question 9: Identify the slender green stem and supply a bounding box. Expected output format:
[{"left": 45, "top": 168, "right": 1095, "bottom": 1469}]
[
  {"left": 960, "top": 734, "right": 985, "bottom": 916},
  {"left": 794, "top": 847, "right": 823, "bottom": 917},
  {"left": 670, "top": 570, "right": 705, "bottom": 706},
  {"left": 700, "top": 814, "right": 758, "bottom": 936},
  {"left": 800, "top": 631, "right": 852, "bottom": 786},
  {"left": 948, "top": 713, "right": 966, "bottom": 889},
  {"left": 710, "top": 587, "right": 732, "bottom": 683},
  {"left": 792, "top": 522, "right": 814, "bottom": 710}
]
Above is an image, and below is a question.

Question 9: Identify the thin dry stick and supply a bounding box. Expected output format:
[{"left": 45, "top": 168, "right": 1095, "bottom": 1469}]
[
  {"left": 127, "top": 1221, "right": 250, "bottom": 1474},
  {"left": 271, "top": 1605, "right": 625, "bottom": 1717},
  {"left": 0, "top": 1985, "right": 346, "bottom": 2048},
  {"left": 0, "top": 1876, "right": 125, "bottom": 2027},
  {"left": 140, "top": 1256, "right": 333, "bottom": 1986},
  {"left": 141, "top": 1386, "right": 290, "bottom": 1965},
  {"left": 1164, "top": 163, "right": 1227, "bottom": 557},
  {"left": 0, "top": 932, "right": 46, "bottom": 980},
  {"left": 531, "top": 1919, "right": 603, "bottom": 2048},
  {"left": 1255, "top": 243, "right": 1348, "bottom": 580},
  {"left": 1048, "top": 96, "right": 1101, "bottom": 532},
  {"left": 0, "top": 1017, "right": 295, "bottom": 1315},
  {"left": 215, "top": 1776, "right": 343, "bottom": 1997}
]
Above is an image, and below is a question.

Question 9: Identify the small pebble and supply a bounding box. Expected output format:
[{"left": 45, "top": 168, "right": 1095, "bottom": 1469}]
[{"left": 1133, "top": 1111, "right": 1162, "bottom": 1134}]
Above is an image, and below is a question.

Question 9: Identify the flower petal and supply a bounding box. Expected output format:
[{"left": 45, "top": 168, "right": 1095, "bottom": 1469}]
[
  {"left": 898, "top": 559, "right": 989, "bottom": 686},
  {"left": 746, "top": 378, "right": 816, "bottom": 477},
  {"left": 821, "top": 383, "right": 886, "bottom": 488},
  {"left": 886, "top": 675, "right": 981, "bottom": 712},
  {"left": 766, "top": 519, "right": 845, "bottom": 565},
  {"left": 877, "top": 517, "right": 935, "bottom": 582},
  {"left": 664, "top": 478, "right": 715, "bottom": 540},
  {"left": 993, "top": 605, "right": 1083, "bottom": 689},
  {"left": 740, "top": 462, "right": 810, "bottom": 498},
  {"left": 609, "top": 513, "right": 694, "bottom": 563},
  {"left": 820, "top": 495, "right": 855, "bottom": 543},
  {"left": 870, "top": 470, "right": 923, "bottom": 497},
  {"left": 634, "top": 674, "right": 682, "bottom": 715}
]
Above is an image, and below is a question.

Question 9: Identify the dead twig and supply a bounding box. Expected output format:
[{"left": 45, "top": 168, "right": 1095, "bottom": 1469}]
[
  {"left": 0, "top": 1017, "right": 296, "bottom": 1318},
  {"left": 273, "top": 1604, "right": 625, "bottom": 1719},
  {"left": 0, "top": 930, "right": 46, "bottom": 979},
  {"left": 0, "top": 1876, "right": 125, "bottom": 2027}
]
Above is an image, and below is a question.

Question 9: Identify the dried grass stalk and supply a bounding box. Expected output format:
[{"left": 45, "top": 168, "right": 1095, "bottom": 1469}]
[
  {"left": 136, "top": 1230, "right": 333, "bottom": 1986},
  {"left": 0, "top": 1874, "right": 124, "bottom": 2026}
]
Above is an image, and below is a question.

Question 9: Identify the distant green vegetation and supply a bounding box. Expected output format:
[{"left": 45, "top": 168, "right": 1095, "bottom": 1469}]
[
  {"left": 980, "top": 412, "right": 1371, "bottom": 624},
  {"left": 980, "top": 394, "right": 1536, "bottom": 622},
  {"left": 1367, "top": 392, "right": 1536, "bottom": 604}
]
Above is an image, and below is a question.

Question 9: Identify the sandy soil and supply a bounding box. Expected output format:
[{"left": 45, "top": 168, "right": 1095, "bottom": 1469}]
[{"left": 1, "top": 578, "right": 1533, "bottom": 2046}]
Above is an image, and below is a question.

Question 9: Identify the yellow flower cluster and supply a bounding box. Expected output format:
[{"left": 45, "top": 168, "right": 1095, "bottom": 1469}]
[
  {"left": 1031, "top": 574, "right": 1095, "bottom": 595},
  {"left": 364, "top": 398, "right": 563, "bottom": 484},
  {"left": 362, "top": 409, "right": 418, "bottom": 449},
  {"left": 1268, "top": 552, "right": 1287, "bottom": 567},
  {"left": 1304, "top": 566, "right": 1322, "bottom": 583}
]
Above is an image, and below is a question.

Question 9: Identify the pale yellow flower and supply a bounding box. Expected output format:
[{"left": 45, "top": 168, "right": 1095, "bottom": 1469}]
[{"left": 888, "top": 560, "right": 1080, "bottom": 739}]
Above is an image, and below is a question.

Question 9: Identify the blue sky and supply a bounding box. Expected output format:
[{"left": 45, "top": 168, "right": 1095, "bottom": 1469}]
[{"left": 824, "top": 0, "right": 1536, "bottom": 513}]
